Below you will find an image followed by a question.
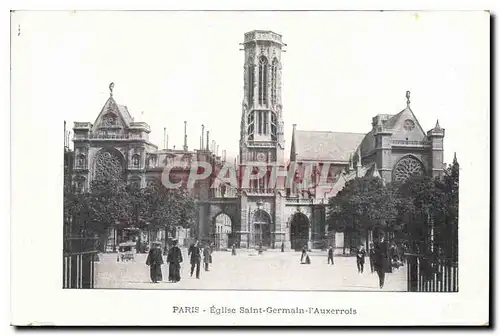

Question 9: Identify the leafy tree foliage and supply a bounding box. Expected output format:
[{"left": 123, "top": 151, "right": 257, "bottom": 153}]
[{"left": 327, "top": 157, "right": 459, "bottom": 261}]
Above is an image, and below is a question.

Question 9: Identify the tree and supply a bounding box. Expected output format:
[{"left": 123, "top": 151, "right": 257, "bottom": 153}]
[
  {"left": 327, "top": 176, "right": 397, "bottom": 251},
  {"left": 87, "top": 178, "right": 133, "bottom": 251}
]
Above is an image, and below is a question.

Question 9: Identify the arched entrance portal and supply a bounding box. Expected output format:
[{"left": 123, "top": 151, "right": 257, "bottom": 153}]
[
  {"left": 290, "top": 213, "right": 309, "bottom": 251},
  {"left": 252, "top": 209, "right": 272, "bottom": 248},
  {"left": 212, "top": 213, "right": 233, "bottom": 250}
]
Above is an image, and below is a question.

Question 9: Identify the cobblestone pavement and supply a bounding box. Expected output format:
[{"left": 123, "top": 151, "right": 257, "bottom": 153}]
[{"left": 95, "top": 249, "right": 407, "bottom": 291}]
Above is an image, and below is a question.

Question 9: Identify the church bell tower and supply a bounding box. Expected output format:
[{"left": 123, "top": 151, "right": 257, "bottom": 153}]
[
  {"left": 237, "top": 30, "right": 288, "bottom": 249},
  {"left": 240, "top": 30, "right": 286, "bottom": 165}
]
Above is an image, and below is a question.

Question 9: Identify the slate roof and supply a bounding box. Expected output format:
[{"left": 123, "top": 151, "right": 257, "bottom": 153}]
[
  {"left": 117, "top": 104, "right": 133, "bottom": 124},
  {"left": 293, "top": 130, "right": 365, "bottom": 162}
]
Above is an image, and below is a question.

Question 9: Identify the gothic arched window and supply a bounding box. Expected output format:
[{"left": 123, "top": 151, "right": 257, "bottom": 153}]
[
  {"left": 271, "top": 112, "right": 277, "bottom": 141},
  {"left": 148, "top": 155, "right": 157, "bottom": 168},
  {"left": 393, "top": 156, "right": 425, "bottom": 183},
  {"left": 93, "top": 150, "right": 124, "bottom": 181},
  {"left": 247, "top": 64, "right": 255, "bottom": 105},
  {"left": 132, "top": 154, "right": 140, "bottom": 168},
  {"left": 258, "top": 56, "right": 268, "bottom": 106},
  {"left": 271, "top": 58, "right": 279, "bottom": 106},
  {"left": 247, "top": 111, "right": 255, "bottom": 141}
]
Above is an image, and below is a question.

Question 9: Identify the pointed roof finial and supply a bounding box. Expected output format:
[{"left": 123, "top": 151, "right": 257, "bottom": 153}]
[
  {"left": 406, "top": 90, "right": 411, "bottom": 107},
  {"left": 109, "top": 82, "right": 115, "bottom": 96},
  {"left": 435, "top": 119, "right": 441, "bottom": 130},
  {"left": 453, "top": 152, "right": 458, "bottom": 164}
]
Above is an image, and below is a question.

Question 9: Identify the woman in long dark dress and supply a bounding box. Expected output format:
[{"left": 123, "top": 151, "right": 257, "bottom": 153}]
[
  {"left": 167, "top": 239, "right": 183, "bottom": 283},
  {"left": 145, "top": 242, "right": 164, "bottom": 283}
]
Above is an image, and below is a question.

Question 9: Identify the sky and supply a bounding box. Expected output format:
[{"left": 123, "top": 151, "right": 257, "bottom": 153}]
[{"left": 11, "top": 10, "right": 489, "bottom": 166}]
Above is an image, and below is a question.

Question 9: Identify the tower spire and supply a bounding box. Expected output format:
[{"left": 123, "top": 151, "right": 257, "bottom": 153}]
[{"left": 435, "top": 119, "right": 441, "bottom": 130}]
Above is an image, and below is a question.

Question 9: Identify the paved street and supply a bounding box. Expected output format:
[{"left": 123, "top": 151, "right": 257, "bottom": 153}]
[{"left": 95, "top": 249, "right": 407, "bottom": 291}]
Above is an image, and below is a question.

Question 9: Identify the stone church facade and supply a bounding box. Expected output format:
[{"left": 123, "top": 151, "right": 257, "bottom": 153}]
[{"left": 71, "top": 30, "right": 445, "bottom": 252}]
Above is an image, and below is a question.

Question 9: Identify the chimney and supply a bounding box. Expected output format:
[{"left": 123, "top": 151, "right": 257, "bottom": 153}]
[
  {"left": 163, "top": 127, "right": 166, "bottom": 149},
  {"left": 166, "top": 134, "right": 169, "bottom": 150},
  {"left": 201, "top": 124, "right": 205, "bottom": 150},
  {"left": 183, "top": 121, "right": 188, "bottom": 151},
  {"left": 206, "top": 131, "right": 210, "bottom": 151}
]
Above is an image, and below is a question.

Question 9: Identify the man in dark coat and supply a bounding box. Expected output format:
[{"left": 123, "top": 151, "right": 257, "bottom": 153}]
[
  {"left": 369, "top": 243, "right": 376, "bottom": 273},
  {"left": 327, "top": 245, "right": 334, "bottom": 265},
  {"left": 167, "top": 239, "right": 183, "bottom": 283},
  {"left": 188, "top": 239, "right": 202, "bottom": 279},
  {"left": 373, "top": 236, "right": 390, "bottom": 289},
  {"left": 145, "top": 242, "right": 163, "bottom": 283},
  {"left": 203, "top": 244, "right": 212, "bottom": 271},
  {"left": 356, "top": 245, "right": 367, "bottom": 273}
]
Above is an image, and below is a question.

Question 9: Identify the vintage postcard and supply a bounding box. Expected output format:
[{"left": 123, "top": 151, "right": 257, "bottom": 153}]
[{"left": 10, "top": 9, "right": 490, "bottom": 326}]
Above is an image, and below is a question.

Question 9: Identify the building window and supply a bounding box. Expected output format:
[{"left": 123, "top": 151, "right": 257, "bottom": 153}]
[
  {"left": 148, "top": 155, "right": 157, "bottom": 167},
  {"left": 271, "top": 58, "right": 279, "bottom": 106},
  {"left": 248, "top": 64, "right": 255, "bottom": 105},
  {"left": 263, "top": 111, "right": 268, "bottom": 135},
  {"left": 93, "top": 150, "right": 124, "bottom": 181},
  {"left": 258, "top": 56, "right": 268, "bottom": 106},
  {"left": 132, "top": 154, "right": 140, "bottom": 168},
  {"left": 393, "top": 156, "right": 424, "bottom": 183},
  {"left": 258, "top": 111, "right": 263, "bottom": 135},
  {"left": 247, "top": 112, "right": 255, "bottom": 141},
  {"left": 271, "top": 112, "right": 277, "bottom": 141}
]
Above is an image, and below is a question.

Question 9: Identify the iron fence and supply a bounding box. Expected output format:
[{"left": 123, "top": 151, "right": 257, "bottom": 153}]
[
  {"left": 405, "top": 253, "right": 458, "bottom": 292},
  {"left": 63, "top": 236, "right": 99, "bottom": 289}
]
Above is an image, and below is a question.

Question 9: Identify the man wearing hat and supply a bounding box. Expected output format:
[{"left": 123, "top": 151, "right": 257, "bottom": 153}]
[
  {"left": 188, "top": 239, "right": 202, "bottom": 279},
  {"left": 167, "top": 239, "right": 183, "bottom": 283},
  {"left": 145, "top": 242, "right": 164, "bottom": 283}
]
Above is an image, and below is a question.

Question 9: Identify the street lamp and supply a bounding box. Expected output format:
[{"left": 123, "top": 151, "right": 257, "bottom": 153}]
[{"left": 256, "top": 201, "right": 264, "bottom": 253}]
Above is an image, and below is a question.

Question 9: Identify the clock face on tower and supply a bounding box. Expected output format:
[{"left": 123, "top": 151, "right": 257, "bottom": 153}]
[{"left": 256, "top": 152, "right": 266, "bottom": 162}]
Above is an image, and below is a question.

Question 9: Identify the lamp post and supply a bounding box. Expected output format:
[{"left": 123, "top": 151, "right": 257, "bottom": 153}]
[{"left": 256, "top": 201, "right": 264, "bottom": 253}]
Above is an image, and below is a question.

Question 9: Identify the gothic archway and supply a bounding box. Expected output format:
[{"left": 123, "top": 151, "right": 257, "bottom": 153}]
[
  {"left": 92, "top": 148, "right": 125, "bottom": 181},
  {"left": 290, "top": 212, "right": 309, "bottom": 251},
  {"left": 252, "top": 209, "right": 272, "bottom": 248},
  {"left": 393, "top": 155, "right": 425, "bottom": 183},
  {"left": 211, "top": 213, "right": 234, "bottom": 250}
]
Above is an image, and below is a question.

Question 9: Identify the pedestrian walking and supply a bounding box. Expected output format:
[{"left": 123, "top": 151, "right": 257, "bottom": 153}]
[
  {"left": 145, "top": 242, "right": 163, "bottom": 283},
  {"left": 231, "top": 244, "right": 236, "bottom": 256},
  {"left": 356, "top": 245, "right": 366, "bottom": 273},
  {"left": 167, "top": 239, "right": 183, "bottom": 283},
  {"left": 373, "top": 236, "right": 390, "bottom": 289},
  {"left": 369, "top": 243, "right": 375, "bottom": 273},
  {"left": 188, "top": 239, "right": 202, "bottom": 279},
  {"left": 281, "top": 242, "right": 285, "bottom": 252},
  {"left": 327, "top": 245, "right": 334, "bottom": 265},
  {"left": 203, "top": 244, "right": 212, "bottom": 271},
  {"left": 301, "top": 245, "right": 311, "bottom": 264},
  {"left": 300, "top": 245, "right": 307, "bottom": 263}
]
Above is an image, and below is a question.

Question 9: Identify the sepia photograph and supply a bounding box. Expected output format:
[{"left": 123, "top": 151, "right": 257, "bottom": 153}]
[{"left": 10, "top": 8, "right": 490, "bottom": 326}]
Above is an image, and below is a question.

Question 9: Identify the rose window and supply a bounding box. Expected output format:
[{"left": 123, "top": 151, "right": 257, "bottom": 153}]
[
  {"left": 393, "top": 157, "right": 424, "bottom": 182},
  {"left": 93, "top": 150, "right": 124, "bottom": 181}
]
